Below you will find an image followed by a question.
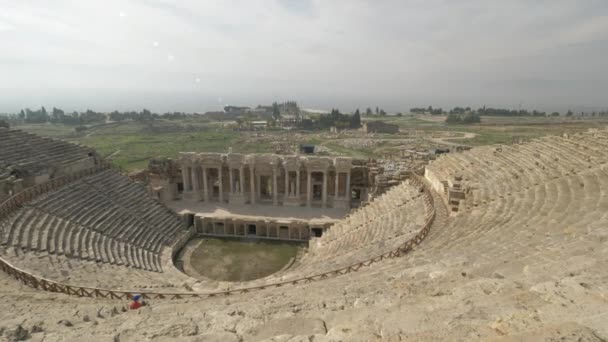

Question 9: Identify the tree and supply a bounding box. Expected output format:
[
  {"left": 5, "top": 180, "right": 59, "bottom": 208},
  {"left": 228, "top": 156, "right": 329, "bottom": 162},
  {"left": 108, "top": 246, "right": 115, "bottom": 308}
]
[
  {"left": 24, "top": 107, "right": 49, "bottom": 123},
  {"left": 551, "top": 112, "right": 560, "bottom": 117},
  {"left": 566, "top": 110, "right": 574, "bottom": 117},
  {"left": 136, "top": 108, "right": 153, "bottom": 122},
  {"left": 351, "top": 111, "right": 361, "bottom": 128},
  {"left": 52, "top": 107, "right": 65, "bottom": 122},
  {"left": 0, "top": 119, "right": 9, "bottom": 128},
  {"left": 379, "top": 109, "right": 387, "bottom": 116},
  {"left": 375, "top": 106, "right": 379, "bottom": 115},
  {"left": 445, "top": 113, "right": 462, "bottom": 124},
  {"left": 365, "top": 108, "right": 373, "bottom": 116},
  {"left": 272, "top": 102, "right": 280, "bottom": 121},
  {"left": 462, "top": 112, "right": 481, "bottom": 124},
  {"left": 446, "top": 112, "right": 480, "bottom": 124}
]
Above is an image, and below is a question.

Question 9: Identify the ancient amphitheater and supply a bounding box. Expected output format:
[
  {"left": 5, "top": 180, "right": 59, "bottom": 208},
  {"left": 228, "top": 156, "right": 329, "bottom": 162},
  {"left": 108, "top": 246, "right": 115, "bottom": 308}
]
[{"left": 1, "top": 126, "right": 607, "bottom": 341}]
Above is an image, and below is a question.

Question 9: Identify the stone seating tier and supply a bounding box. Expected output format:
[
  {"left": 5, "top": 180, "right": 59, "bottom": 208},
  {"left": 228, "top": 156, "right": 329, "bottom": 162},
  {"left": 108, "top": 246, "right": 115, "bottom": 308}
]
[
  {"left": 3, "top": 130, "right": 608, "bottom": 340},
  {"left": 0, "top": 169, "right": 189, "bottom": 275},
  {"left": 0, "top": 128, "right": 94, "bottom": 176}
]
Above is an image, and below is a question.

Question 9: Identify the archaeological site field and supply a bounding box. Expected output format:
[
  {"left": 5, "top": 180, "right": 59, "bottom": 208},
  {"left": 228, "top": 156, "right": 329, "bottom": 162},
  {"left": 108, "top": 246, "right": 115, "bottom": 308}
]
[
  {"left": 1, "top": 111, "right": 607, "bottom": 341},
  {"left": 2, "top": 2, "right": 608, "bottom": 339}
]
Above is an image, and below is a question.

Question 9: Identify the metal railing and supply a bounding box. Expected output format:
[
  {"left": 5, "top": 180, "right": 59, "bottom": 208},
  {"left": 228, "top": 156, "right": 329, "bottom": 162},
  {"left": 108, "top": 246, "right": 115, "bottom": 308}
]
[{"left": 0, "top": 171, "right": 436, "bottom": 300}]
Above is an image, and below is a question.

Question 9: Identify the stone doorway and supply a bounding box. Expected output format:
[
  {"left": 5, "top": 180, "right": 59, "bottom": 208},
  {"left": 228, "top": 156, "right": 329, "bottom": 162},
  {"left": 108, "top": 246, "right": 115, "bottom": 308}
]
[
  {"left": 215, "top": 222, "right": 225, "bottom": 235},
  {"left": 185, "top": 213, "right": 195, "bottom": 226},
  {"left": 279, "top": 226, "right": 289, "bottom": 239},
  {"left": 351, "top": 188, "right": 361, "bottom": 200},
  {"left": 248, "top": 224, "right": 257, "bottom": 235},
  {"left": 312, "top": 228, "right": 323, "bottom": 237},
  {"left": 260, "top": 175, "right": 272, "bottom": 200},
  {"left": 313, "top": 184, "right": 322, "bottom": 200}
]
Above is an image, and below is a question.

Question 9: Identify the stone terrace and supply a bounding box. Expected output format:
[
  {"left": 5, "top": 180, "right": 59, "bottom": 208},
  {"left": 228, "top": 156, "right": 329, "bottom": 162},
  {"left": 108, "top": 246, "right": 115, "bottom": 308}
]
[
  {"left": 0, "top": 169, "right": 191, "bottom": 289},
  {"left": 0, "top": 128, "right": 97, "bottom": 185}
]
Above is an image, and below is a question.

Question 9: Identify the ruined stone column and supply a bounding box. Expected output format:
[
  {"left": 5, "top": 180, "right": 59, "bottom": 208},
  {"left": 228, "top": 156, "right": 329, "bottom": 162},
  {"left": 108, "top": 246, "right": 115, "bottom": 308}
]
[
  {"left": 249, "top": 166, "right": 255, "bottom": 204},
  {"left": 273, "top": 168, "right": 278, "bottom": 206},
  {"left": 296, "top": 170, "right": 301, "bottom": 203},
  {"left": 239, "top": 166, "right": 245, "bottom": 195},
  {"left": 346, "top": 171, "right": 351, "bottom": 200},
  {"left": 191, "top": 167, "right": 200, "bottom": 199},
  {"left": 218, "top": 166, "right": 224, "bottom": 202},
  {"left": 202, "top": 167, "right": 209, "bottom": 202},
  {"left": 229, "top": 167, "right": 234, "bottom": 193},
  {"left": 334, "top": 171, "right": 340, "bottom": 198},
  {"left": 306, "top": 169, "right": 312, "bottom": 207},
  {"left": 181, "top": 164, "right": 189, "bottom": 194},
  {"left": 284, "top": 169, "right": 289, "bottom": 200},
  {"left": 322, "top": 170, "right": 328, "bottom": 208},
  {"left": 257, "top": 174, "right": 262, "bottom": 201}
]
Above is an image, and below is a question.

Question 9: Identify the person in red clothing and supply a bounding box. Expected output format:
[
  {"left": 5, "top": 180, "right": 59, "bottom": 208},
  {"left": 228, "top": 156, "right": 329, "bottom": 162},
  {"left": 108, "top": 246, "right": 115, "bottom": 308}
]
[{"left": 130, "top": 294, "right": 143, "bottom": 310}]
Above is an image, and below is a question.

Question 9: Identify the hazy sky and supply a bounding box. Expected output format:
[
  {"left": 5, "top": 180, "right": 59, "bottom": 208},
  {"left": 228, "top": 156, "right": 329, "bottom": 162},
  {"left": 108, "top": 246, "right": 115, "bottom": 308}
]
[{"left": 1, "top": 0, "right": 607, "bottom": 113}]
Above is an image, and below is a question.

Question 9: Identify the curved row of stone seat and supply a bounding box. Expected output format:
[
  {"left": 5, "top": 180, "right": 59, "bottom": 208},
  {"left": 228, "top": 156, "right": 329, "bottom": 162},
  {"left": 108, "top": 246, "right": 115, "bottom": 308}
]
[
  {"left": 405, "top": 167, "right": 607, "bottom": 287},
  {"left": 0, "top": 244, "right": 188, "bottom": 290},
  {"left": 238, "top": 179, "right": 432, "bottom": 288},
  {"left": 419, "top": 131, "right": 608, "bottom": 269},
  {"left": 0, "top": 168, "right": 189, "bottom": 278},
  {"left": 312, "top": 181, "right": 425, "bottom": 255},
  {"left": 0, "top": 128, "right": 94, "bottom": 176},
  {"left": 0, "top": 208, "right": 161, "bottom": 271},
  {"left": 29, "top": 169, "right": 185, "bottom": 254},
  {"left": 329, "top": 145, "right": 608, "bottom": 335},
  {"left": 427, "top": 131, "right": 608, "bottom": 211}
]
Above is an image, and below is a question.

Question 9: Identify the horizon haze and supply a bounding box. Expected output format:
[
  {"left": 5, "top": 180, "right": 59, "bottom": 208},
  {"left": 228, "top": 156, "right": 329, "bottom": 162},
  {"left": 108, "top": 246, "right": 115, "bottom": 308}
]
[{"left": 1, "top": 0, "right": 608, "bottom": 113}]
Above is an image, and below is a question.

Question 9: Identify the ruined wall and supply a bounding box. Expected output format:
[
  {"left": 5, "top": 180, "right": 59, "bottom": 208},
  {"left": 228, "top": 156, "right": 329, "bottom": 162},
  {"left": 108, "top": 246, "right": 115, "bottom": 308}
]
[{"left": 146, "top": 157, "right": 182, "bottom": 202}]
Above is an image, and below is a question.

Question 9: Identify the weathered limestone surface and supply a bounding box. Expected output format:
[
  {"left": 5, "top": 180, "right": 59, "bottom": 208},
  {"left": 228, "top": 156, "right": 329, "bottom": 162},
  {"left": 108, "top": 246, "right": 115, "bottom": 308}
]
[{"left": 1, "top": 129, "right": 608, "bottom": 341}]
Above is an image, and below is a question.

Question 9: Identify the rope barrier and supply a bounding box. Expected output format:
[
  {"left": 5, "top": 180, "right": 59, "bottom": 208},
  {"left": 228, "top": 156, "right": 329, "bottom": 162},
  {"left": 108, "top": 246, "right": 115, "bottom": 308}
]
[{"left": 0, "top": 170, "right": 436, "bottom": 300}]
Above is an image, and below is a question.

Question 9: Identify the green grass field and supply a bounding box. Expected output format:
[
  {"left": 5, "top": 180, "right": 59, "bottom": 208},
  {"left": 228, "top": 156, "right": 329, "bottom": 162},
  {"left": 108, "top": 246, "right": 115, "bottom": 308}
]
[
  {"left": 14, "top": 115, "right": 608, "bottom": 171},
  {"left": 16, "top": 121, "right": 273, "bottom": 171},
  {"left": 189, "top": 238, "right": 300, "bottom": 281}
]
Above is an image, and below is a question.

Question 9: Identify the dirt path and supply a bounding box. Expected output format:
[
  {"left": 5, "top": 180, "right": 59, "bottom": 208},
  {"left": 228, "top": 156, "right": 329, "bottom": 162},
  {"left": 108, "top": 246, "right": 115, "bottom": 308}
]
[{"left": 427, "top": 132, "right": 476, "bottom": 147}]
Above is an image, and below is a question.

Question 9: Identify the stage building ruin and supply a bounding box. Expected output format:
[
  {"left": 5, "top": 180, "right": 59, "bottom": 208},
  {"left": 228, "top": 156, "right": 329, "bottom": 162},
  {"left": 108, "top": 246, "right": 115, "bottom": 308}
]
[
  {"left": 148, "top": 153, "right": 373, "bottom": 209},
  {"left": 145, "top": 153, "right": 374, "bottom": 241}
]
